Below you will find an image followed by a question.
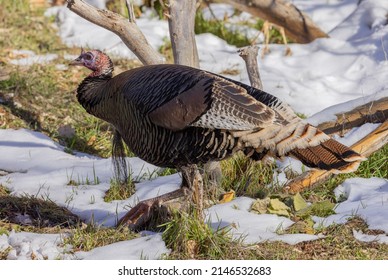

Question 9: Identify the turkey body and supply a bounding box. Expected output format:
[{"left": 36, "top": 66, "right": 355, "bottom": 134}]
[
  {"left": 77, "top": 64, "right": 362, "bottom": 173},
  {"left": 78, "top": 65, "right": 241, "bottom": 168}
]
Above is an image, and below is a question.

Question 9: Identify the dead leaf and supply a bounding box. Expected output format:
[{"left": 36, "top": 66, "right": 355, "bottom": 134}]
[
  {"left": 268, "top": 198, "right": 290, "bottom": 217},
  {"left": 293, "top": 192, "right": 308, "bottom": 211},
  {"left": 288, "top": 219, "right": 315, "bottom": 234},
  {"left": 219, "top": 190, "right": 235, "bottom": 203},
  {"left": 87, "top": 135, "right": 97, "bottom": 146},
  {"left": 297, "top": 200, "right": 336, "bottom": 218},
  {"left": 310, "top": 200, "right": 335, "bottom": 217},
  {"left": 251, "top": 197, "right": 270, "bottom": 214}
]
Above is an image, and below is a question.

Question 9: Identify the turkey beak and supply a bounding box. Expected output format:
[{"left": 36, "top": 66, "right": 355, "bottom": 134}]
[{"left": 69, "top": 56, "right": 83, "bottom": 66}]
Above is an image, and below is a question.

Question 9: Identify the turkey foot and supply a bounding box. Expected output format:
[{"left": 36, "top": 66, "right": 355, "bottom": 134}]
[
  {"left": 117, "top": 188, "right": 187, "bottom": 229},
  {"left": 117, "top": 165, "right": 203, "bottom": 229},
  {"left": 117, "top": 199, "right": 160, "bottom": 229}
]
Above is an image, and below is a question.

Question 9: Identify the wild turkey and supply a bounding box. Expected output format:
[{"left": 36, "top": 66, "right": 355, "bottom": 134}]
[{"left": 71, "top": 49, "right": 364, "bottom": 228}]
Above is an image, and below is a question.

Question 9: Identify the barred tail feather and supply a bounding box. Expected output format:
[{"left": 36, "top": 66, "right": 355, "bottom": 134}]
[
  {"left": 289, "top": 138, "right": 365, "bottom": 174},
  {"left": 241, "top": 121, "right": 365, "bottom": 174}
]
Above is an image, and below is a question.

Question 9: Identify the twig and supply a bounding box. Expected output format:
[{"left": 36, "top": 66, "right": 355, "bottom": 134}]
[
  {"left": 125, "top": 0, "right": 136, "bottom": 23},
  {"left": 381, "top": 36, "right": 388, "bottom": 62}
]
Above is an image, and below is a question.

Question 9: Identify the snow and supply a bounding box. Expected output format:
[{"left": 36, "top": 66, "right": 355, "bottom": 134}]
[
  {"left": 202, "top": 3, "right": 235, "bottom": 21},
  {"left": 9, "top": 50, "right": 58, "bottom": 66},
  {"left": 291, "top": 0, "right": 359, "bottom": 33},
  {"left": 314, "top": 178, "right": 388, "bottom": 237},
  {"left": 0, "top": 231, "right": 73, "bottom": 260},
  {"left": 206, "top": 197, "right": 322, "bottom": 245},
  {"left": 75, "top": 233, "right": 170, "bottom": 260},
  {"left": 353, "top": 230, "right": 388, "bottom": 244},
  {"left": 1, "top": 0, "right": 388, "bottom": 259}
]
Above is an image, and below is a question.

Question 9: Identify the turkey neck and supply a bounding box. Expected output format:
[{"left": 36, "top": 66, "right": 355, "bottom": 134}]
[{"left": 76, "top": 75, "right": 114, "bottom": 121}]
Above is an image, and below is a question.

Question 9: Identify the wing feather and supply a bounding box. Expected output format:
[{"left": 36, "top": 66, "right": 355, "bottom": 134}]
[{"left": 148, "top": 73, "right": 276, "bottom": 131}]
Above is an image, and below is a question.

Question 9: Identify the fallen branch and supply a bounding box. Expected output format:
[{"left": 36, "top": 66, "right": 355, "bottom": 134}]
[
  {"left": 317, "top": 97, "right": 388, "bottom": 136},
  {"left": 221, "top": 0, "right": 328, "bottom": 44}
]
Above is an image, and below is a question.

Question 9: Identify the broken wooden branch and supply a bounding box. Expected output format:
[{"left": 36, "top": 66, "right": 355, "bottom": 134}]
[
  {"left": 221, "top": 0, "right": 328, "bottom": 44},
  {"left": 317, "top": 97, "right": 388, "bottom": 136}
]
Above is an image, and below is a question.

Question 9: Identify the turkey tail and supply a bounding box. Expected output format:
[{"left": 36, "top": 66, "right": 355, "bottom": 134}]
[
  {"left": 238, "top": 121, "right": 365, "bottom": 174},
  {"left": 289, "top": 137, "right": 365, "bottom": 174}
]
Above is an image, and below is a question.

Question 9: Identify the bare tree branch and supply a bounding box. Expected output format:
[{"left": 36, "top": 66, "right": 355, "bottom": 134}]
[
  {"left": 168, "top": 0, "right": 200, "bottom": 67},
  {"left": 66, "top": 0, "right": 164, "bottom": 65}
]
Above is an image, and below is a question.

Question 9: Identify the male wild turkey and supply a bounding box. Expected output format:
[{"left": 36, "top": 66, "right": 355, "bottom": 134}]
[{"left": 71, "top": 49, "right": 364, "bottom": 228}]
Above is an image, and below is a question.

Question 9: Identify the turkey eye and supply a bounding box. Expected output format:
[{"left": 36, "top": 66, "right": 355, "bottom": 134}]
[{"left": 84, "top": 53, "right": 93, "bottom": 60}]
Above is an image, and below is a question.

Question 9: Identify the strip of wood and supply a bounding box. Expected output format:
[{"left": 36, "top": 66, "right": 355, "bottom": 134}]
[{"left": 318, "top": 97, "right": 388, "bottom": 136}]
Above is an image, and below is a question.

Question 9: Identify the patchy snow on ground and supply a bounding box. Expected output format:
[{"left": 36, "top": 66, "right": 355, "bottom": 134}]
[
  {"left": 314, "top": 178, "right": 388, "bottom": 233},
  {"left": 0, "top": 231, "right": 73, "bottom": 260},
  {"left": 1, "top": 0, "right": 387, "bottom": 259},
  {"left": 9, "top": 50, "right": 58, "bottom": 66},
  {"left": 75, "top": 233, "right": 170, "bottom": 260}
]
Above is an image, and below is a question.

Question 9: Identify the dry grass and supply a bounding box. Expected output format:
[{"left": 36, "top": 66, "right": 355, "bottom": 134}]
[
  {"left": 0, "top": 195, "right": 80, "bottom": 228},
  {"left": 63, "top": 223, "right": 139, "bottom": 252},
  {"left": 253, "top": 218, "right": 388, "bottom": 260},
  {"left": 162, "top": 212, "right": 388, "bottom": 260}
]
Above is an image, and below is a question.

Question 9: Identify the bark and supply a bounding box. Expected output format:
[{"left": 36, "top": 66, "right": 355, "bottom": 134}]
[
  {"left": 317, "top": 97, "right": 388, "bottom": 136},
  {"left": 168, "top": 0, "right": 200, "bottom": 68},
  {"left": 66, "top": 0, "right": 165, "bottom": 65},
  {"left": 222, "top": 0, "right": 328, "bottom": 44}
]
